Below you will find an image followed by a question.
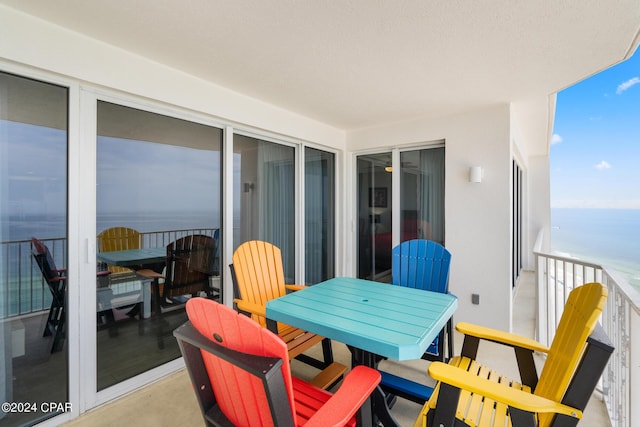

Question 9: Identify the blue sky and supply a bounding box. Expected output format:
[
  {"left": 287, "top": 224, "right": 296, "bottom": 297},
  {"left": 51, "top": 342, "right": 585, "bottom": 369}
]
[{"left": 551, "top": 50, "right": 640, "bottom": 209}]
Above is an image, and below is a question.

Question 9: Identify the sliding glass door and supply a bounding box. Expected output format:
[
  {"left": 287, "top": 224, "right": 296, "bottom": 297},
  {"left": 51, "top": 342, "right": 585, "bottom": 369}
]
[
  {"left": 305, "top": 148, "right": 335, "bottom": 284},
  {"left": 96, "top": 101, "right": 222, "bottom": 390},
  {"left": 357, "top": 153, "right": 393, "bottom": 281},
  {"left": 0, "top": 72, "right": 69, "bottom": 427},
  {"left": 357, "top": 146, "right": 445, "bottom": 281},
  {"left": 400, "top": 147, "right": 445, "bottom": 244},
  {"left": 233, "top": 134, "right": 296, "bottom": 281},
  {"left": 1, "top": 68, "right": 340, "bottom": 424}
]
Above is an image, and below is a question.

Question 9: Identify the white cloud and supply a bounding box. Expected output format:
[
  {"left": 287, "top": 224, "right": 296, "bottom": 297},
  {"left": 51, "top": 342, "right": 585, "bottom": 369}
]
[
  {"left": 616, "top": 77, "right": 640, "bottom": 94},
  {"left": 551, "top": 134, "right": 563, "bottom": 144},
  {"left": 595, "top": 160, "right": 611, "bottom": 170}
]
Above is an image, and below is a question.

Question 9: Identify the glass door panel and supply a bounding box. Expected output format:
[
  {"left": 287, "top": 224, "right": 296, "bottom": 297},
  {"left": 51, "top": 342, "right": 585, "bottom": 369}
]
[
  {"left": 96, "top": 101, "right": 222, "bottom": 390},
  {"left": 233, "top": 135, "right": 295, "bottom": 282},
  {"left": 400, "top": 147, "right": 445, "bottom": 244},
  {"left": 305, "top": 148, "right": 335, "bottom": 284},
  {"left": 356, "top": 153, "right": 393, "bottom": 281},
  {"left": 0, "top": 72, "right": 69, "bottom": 426},
  {"left": 357, "top": 148, "right": 444, "bottom": 282}
]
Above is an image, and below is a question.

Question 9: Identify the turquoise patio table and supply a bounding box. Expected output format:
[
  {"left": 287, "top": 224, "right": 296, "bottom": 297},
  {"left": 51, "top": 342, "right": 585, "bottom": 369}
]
[
  {"left": 97, "top": 247, "right": 168, "bottom": 317},
  {"left": 96, "top": 247, "right": 167, "bottom": 267},
  {"left": 265, "top": 277, "right": 457, "bottom": 363}
]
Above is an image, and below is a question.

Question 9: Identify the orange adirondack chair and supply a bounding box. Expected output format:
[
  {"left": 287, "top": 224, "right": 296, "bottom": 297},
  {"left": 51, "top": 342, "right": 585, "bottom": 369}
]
[
  {"left": 174, "top": 297, "right": 381, "bottom": 427},
  {"left": 231, "top": 240, "right": 347, "bottom": 389},
  {"left": 409, "top": 282, "right": 614, "bottom": 427}
]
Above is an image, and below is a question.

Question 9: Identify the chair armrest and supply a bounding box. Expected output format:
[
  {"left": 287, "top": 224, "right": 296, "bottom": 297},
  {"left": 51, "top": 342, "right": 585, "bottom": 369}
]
[
  {"left": 233, "top": 299, "right": 266, "bottom": 317},
  {"left": 97, "top": 271, "right": 111, "bottom": 277},
  {"left": 137, "top": 269, "right": 164, "bottom": 279},
  {"left": 304, "top": 366, "right": 381, "bottom": 427},
  {"left": 428, "top": 362, "right": 581, "bottom": 418},
  {"left": 456, "top": 322, "right": 549, "bottom": 353},
  {"left": 285, "top": 284, "right": 306, "bottom": 291}
]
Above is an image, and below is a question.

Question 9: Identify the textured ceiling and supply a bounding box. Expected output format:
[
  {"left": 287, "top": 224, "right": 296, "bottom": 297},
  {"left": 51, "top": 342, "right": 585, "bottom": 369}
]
[{"left": 2, "top": 0, "right": 639, "bottom": 130}]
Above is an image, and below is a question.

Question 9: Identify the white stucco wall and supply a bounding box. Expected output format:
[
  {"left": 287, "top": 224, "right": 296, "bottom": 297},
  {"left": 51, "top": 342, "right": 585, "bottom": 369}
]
[{"left": 347, "top": 106, "right": 513, "bottom": 331}]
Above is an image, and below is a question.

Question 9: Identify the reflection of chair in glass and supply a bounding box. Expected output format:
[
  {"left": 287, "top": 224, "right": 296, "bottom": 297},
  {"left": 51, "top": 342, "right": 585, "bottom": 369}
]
[
  {"left": 32, "top": 237, "right": 135, "bottom": 345},
  {"left": 409, "top": 282, "right": 613, "bottom": 427},
  {"left": 96, "top": 273, "right": 148, "bottom": 336},
  {"left": 97, "top": 227, "right": 141, "bottom": 275},
  {"left": 162, "top": 234, "right": 217, "bottom": 303},
  {"left": 379, "top": 239, "right": 453, "bottom": 403},
  {"left": 31, "top": 237, "right": 68, "bottom": 353},
  {"left": 174, "top": 297, "right": 381, "bottom": 427},
  {"left": 231, "top": 240, "right": 347, "bottom": 389},
  {"left": 140, "top": 234, "right": 217, "bottom": 348}
]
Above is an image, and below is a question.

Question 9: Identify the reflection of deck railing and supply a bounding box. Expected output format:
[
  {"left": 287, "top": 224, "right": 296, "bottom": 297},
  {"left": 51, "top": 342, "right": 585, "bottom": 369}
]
[
  {"left": 534, "top": 230, "right": 639, "bottom": 427},
  {"left": 0, "top": 228, "right": 218, "bottom": 318}
]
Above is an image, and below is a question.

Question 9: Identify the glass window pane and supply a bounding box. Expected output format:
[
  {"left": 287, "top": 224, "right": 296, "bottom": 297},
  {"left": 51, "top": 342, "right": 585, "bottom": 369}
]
[
  {"left": 0, "top": 71, "right": 69, "bottom": 426},
  {"left": 400, "top": 147, "right": 445, "bottom": 244},
  {"left": 305, "top": 148, "right": 335, "bottom": 284},
  {"left": 357, "top": 153, "right": 393, "bottom": 281},
  {"left": 96, "top": 101, "right": 222, "bottom": 390},
  {"left": 233, "top": 135, "right": 295, "bottom": 282}
]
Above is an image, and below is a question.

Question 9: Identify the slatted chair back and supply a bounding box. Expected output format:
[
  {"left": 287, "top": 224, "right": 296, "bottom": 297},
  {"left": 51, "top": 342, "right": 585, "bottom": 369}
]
[
  {"left": 31, "top": 237, "right": 62, "bottom": 283},
  {"left": 392, "top": 239, "right": 452, "bottom": 361},
  {"left": 419, "top": 282, "right": 610, "bottom": 427},
  {"left": 232, "top": 240, "right": 287, "bottom": 328},
  {"left": 97, "top": 227, "right": 142, "bottom": 274},
  {"left": 164, "top": 234, "right": 215, "bottom": 299},
  {"left": 535, "top": 282, "right": 607, "bottom": 427},
  {"left": 184, "top": 297, "right": 296, "bottom": 426},
  {"left": 392, "top": 239, "right": 451, "bottom": 293}
]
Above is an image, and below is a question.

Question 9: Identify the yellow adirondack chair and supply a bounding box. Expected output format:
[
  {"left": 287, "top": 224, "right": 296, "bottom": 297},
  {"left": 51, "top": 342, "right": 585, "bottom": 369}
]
[
  {"left": 97, "top": 227, "right": 142, "bottom": 275},
  {"left": 231, "top": 240, "right": 347, "bottom": 390},
  {"left": 410, "top": 282, "right": 613, "bottom": 427}
]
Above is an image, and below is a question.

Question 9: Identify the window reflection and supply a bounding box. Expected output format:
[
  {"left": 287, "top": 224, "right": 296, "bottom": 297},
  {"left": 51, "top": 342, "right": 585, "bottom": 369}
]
[
  {"left": 0, "top": 71, "right": 69, "bottom": 426},
  {"left": 400, "top": 147, "right": 445, "bottom": 245},
  {"left": 357, "top": 147, "right": 445, "bottom": 282},
  {"left": 305, "top": 148, "right": 335, "bottom": 284},
  {"left": 233, "top": 135, "right": 295, "bottom": 282},
  {"left": 357, "top": 153, "right": 393, "bottom": 281},
  {"left": 96, "top": 101, "right": 222, "bottom": 390}
]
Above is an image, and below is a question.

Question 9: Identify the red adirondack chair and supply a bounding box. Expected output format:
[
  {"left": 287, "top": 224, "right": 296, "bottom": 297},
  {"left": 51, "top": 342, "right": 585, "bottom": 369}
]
[{"left": 174, "top": 297, "right": 381, "bottom": 426}]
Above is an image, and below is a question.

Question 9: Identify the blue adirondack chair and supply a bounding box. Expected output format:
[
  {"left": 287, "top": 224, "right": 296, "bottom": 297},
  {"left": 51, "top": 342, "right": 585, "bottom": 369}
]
[
  {"left": 380, "top": 239, "right": 453, "bottom": 404},
  {"left": 392, "top": 239, "right": 452, "bottom": 361}
]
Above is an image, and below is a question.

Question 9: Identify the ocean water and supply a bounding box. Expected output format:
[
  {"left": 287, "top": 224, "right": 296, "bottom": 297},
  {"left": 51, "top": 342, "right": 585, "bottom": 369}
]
[{"left": 550, "top": 208, "right": 640, "bottom": 290}]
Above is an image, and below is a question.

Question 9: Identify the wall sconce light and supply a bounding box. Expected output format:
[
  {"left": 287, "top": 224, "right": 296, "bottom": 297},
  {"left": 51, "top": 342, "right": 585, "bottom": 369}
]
[
  {"left": 384, "top": 166, "right": 393, "bottom": 173},
  {"left": 469, "top": 166, "right": 483, "bottom": 183}
]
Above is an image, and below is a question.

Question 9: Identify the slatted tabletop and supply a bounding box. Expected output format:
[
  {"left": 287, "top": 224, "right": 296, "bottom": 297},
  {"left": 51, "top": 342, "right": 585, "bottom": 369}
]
[
  {"left": 266, "top": 277, "right": 457, "bottom": 361},
  {"left": 96, "top": 247, "right": 166, "bottom": 267}
]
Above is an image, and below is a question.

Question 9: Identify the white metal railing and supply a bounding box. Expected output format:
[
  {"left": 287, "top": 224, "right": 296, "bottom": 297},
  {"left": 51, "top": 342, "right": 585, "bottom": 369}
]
[{"left": 534, "top": 229, "right": 639, "bottom": 427}]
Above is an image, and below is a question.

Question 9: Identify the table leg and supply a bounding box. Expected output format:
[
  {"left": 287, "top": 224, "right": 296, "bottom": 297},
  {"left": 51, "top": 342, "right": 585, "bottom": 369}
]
[{"left": 348, "top": 347, "right": 401, "bottom": 427}]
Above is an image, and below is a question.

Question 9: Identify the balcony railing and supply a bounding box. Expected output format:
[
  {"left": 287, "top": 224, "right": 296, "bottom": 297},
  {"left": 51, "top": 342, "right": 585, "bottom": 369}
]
[
  {"left": 534, "top": 230, "right": 639, "bottom": 427},
  {"left": 0, "top": 228, "right": 218, "bottom": 319}
]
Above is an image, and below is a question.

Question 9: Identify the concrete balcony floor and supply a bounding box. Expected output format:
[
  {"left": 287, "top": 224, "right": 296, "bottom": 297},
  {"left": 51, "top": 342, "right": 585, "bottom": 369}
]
[{"left": 63, "top": 271, "right": 611, "bottom": 427}]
